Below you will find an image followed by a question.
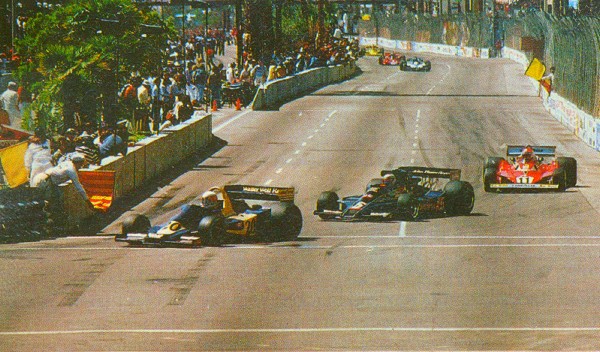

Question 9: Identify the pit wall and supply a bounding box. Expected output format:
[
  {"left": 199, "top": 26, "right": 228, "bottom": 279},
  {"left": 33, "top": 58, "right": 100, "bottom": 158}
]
[
  {"left": 363, "top": 36, "right": 599, "bottom": 152},
  {"left": 63, "top": 111, "right": 212, "bottom": 230},
  {"left": 252, "top": 61, "right": 359, "bottom": 110}
]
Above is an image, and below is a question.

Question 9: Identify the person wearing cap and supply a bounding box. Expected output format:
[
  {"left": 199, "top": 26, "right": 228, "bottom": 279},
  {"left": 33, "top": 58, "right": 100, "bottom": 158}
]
[
  {"left": 0, "top": 81, "right": 20, "bottom": 127},
  {"left": 32, "top": 153, "right": 96, "bottom": 228},
  {"left": 137, "top": 79, "right": 152, "bottom": 131}
]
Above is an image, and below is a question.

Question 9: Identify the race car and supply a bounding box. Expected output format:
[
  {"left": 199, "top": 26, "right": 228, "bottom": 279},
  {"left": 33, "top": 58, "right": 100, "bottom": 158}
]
[
  {"left": 363, "top": 44, "right": 384, "bottom": 56},
  {"left": 399, "top": 57, "right": 431, "bottom": 72},
  {"left": 482, "top": 145, "right": 577, "bottom": 192},
  {"left": 378, "top": 52, "right": 406, "bottom": 66},
  {"left": 314, "top": 167, "right": 474, "bottom": 221},
  {"left": 116, "top": 185, "right": 303, "bottom": 247}
]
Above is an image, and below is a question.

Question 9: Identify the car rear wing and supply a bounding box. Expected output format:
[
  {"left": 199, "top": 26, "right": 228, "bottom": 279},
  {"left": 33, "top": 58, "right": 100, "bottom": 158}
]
[
  {"left": 223, "top": 185, "right": 295, "bottom": 202},
  {"left": 381, "top": 167, "right": 461, "bottom": 181},
  {"left": 507, "top": 145, "right": 556, "bottom": 157}
]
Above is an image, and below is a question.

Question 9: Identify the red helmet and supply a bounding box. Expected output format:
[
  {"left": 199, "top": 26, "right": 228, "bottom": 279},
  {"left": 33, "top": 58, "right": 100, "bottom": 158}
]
[
  {"left": 521, "top": 146, "right": 534, "bottom": 161},
  {"left": 361, "top": 193, "right": 374, "bottom": 202}
]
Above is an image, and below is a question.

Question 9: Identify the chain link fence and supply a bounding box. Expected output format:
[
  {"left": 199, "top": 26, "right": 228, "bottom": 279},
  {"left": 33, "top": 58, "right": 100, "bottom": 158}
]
[{"left": 361, "top": 11, "right": 600, "bottom": 117}]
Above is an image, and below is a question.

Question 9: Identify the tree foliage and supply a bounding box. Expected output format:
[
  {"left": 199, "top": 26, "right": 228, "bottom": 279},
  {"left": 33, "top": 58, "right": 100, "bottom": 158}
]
[{"left": 15, "top": 0, "right": 175, "bottom": 131}]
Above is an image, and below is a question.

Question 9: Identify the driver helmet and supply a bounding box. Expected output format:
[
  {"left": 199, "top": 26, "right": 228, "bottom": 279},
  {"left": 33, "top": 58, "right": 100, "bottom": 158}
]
[
  {"left": 383, "top": 174, "right": 396, "bottom": 187},
  {"left": 200, "top": 190, "right": 218, "bottom": 208},
  {"left": 521, "top": 146, "right": 535, "bottom": 162},
  {"left": 361, "top": 192, "right": 374, "bottom": 203}
]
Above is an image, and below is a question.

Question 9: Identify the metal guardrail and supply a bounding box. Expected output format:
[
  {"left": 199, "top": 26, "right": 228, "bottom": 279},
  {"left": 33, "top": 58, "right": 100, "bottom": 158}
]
[{"left": 361, "top": 11, "right": 600, "bottom": 118}]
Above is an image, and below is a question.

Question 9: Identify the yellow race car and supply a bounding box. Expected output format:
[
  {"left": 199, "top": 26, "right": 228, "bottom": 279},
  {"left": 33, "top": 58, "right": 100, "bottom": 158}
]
[
  {"left": 363, "top": 44, "right": 384, "bottom": 56},
  {"left": 116, "top": 185, "right": 303, "bottom": 247}
]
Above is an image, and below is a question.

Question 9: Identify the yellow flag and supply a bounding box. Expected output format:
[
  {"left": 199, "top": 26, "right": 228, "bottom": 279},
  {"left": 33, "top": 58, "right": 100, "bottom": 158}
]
[
  {"left": 0, "top": 141, "right": 28, "bottom": 188},
  {"left": 525, "top": 58, "right": 546, "bottom": 81}
]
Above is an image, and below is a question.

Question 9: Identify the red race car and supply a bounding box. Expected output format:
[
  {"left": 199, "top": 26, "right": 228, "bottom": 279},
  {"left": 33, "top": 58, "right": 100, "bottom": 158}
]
[
  {"left": 483, "top": 145, "right": 577, "bottom": 192},
  {"left": 378, "top": 52, "right": 406, "bottom": 66}
]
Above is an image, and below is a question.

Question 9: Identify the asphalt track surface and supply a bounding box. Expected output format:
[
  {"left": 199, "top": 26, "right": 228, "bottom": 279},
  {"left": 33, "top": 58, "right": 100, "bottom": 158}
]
[{"left": 3, "top": 55, "right": 600, "bottom": 351}]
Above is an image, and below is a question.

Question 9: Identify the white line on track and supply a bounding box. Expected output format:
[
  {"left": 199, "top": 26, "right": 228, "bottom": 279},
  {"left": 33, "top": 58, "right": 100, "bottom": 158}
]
[
  {"left": 264, "top": 179, "right": 273, "bottom": 186},
  {"left": 6, "top": 241, "right": 600, "bottom": 252},
  {"left": 275, "top": 168, "right": 283, "bottom": 174},
  {"left": 294, "top": 150, "right": 300, "bottom": 155},
  {"left": 427, "top": 86, "right": 436, "bottom": 95},
  {"left": 320, "top": 123, "right": 325, "bottom": 127},
  {"left": 301, "top": 142, "right": 307, "bottom": 147},
  {"left": 308, "top": 135, "right": 314, "bottom": 139},
  {"left": 213, "top": 110, "right": 252, "bottom": 133},
  {"left": 56, "top": 235, "right": 600, "bottom": 240},
  {"left": 5, "top": 326, "right": 600, "bottom": 336},
  {"left": 328, "top": 110, "right": 338, "bottom": 118},
  {"left": 285, "top": 159, "right": 292, "bottom": 164}
]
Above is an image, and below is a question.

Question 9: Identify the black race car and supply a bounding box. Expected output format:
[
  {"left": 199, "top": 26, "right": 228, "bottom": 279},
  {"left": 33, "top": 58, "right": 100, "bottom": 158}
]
[
  {"left": 314, "top": 167, "right": 474, "bottom": 221},
  {"left": 116, "top": 185, "right": 303, "bottom": 247},
  {"left": 399, "top": 57, "right": 431, "bottom": 72}
]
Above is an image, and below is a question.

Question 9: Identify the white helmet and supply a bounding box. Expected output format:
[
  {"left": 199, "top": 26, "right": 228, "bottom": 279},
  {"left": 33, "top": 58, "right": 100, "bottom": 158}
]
[
  {"left": 200, "top": 190, "right": 218, "bottom": 208},
  {"left": 383, "top": 173, "right": 396, "bottom": 186}
]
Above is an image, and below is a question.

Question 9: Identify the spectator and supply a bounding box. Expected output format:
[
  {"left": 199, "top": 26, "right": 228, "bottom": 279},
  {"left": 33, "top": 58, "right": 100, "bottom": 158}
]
[
  {"left": 24, "top": 127, "right": 53, "bottom": 187},
  {"left": 74, "top": 132, "right": 101, "bottom": 166},
  {"left": 137, "top": 80, "right": 152, "bottom": 131},
  {"left": 1, "top": 82, "right": 21, "bottom": 127},
  {"left": 32, "top": 153, "right": 96, "bottom": 230},
  {"left": 192, "top": 64, "right": 207, "bottom": 106},
  {"left": 174, "top": 94, "right": 194, "bottom": 123},
  {"left": 151, "top": 76, "right": 162, "bottom": 132},
  {"left": 226, "top": 63, "right": 237, "bottom": 84},
  {"left": 98, "top": 126, "right": 126, "bottom": 159}
]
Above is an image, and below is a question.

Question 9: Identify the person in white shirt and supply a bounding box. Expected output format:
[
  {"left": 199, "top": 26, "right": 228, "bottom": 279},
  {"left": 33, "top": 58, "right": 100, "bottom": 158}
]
[
  {"left": 0, "top": 81, "right": 20, "bottom": 127},
  {"left": 32, "top": 153, "right": 96, "bottom": 229},
  {"left": 24, "top": 128, "right": 53, "bottom": 187}
]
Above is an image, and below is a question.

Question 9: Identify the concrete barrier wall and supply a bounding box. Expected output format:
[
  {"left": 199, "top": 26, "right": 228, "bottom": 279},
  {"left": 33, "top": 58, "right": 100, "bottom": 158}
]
[
  {"left": 362, "top": 36, "right": 600, "bottom": 153},
  {"left": 360, "top": 36, "right": 490, "bottom": 59},
  {"left": 252, "top": 61, "right": 358, "bottom": 110},
  {"left": 63, "top": 112, "right": 212, "bottom": 228}
]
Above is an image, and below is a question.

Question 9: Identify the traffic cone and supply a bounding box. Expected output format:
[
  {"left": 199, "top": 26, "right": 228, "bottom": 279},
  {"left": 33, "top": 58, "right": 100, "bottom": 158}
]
[
  {"left": 235, "top": 98, "right": 242, "bottom": 111},
  {"left": 212, "top": 100, "right": 218, "bottom": 112}
]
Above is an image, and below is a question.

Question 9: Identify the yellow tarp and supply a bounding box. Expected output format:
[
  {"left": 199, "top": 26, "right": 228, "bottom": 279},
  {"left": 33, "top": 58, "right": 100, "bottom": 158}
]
[
  {"left": 525, "top": 58, "right": 546, "bottom": 81},
  {"left": 0, "top": 141, "right": 28, "bottom": 188}
]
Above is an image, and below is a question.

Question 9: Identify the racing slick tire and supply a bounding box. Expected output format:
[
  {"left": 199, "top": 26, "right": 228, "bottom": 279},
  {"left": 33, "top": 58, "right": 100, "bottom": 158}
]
[
  {"left": 197, "top": 215, "right": 226, "bottom": 246},
  {"left": 122, "top": 214, "right": 151, "bottom": 235},
  {"left": 269, "top": 203, "right": 303, "bottom": 241},
  {"left": 556, "top": 157, "right": 577, "bottom": 188},
  {"left": 424, "top": 62, "right": 431, "bottom": 71},
  {"left": 552, "top": 168, "right": 568, "bottom": 192},
  {"left": 484, "top": 157, "right": 503, "bottom": 169},
  {"left": 482, "top": 167, "right": 497, "bottom": 193},
  {"left": 316, "top": 191, "right": 339, "bottom": 220},
  {"left": 399, "top": 62, "right": 407, "bottom": 71},
  {"left": 396, "top": 194, "right": 419, "bottom": 220},
  {"left": 444, "top": 181, "right": 475, "bottom": 216}
]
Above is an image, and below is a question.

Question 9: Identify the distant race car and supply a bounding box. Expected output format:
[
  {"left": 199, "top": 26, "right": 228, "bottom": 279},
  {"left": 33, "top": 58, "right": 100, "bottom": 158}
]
[
  {"left": 399, "top": 57, "right": 431, "bottom": 72},
  {"left": 116, "top": 185, "right": 303, "bottom": 247},
  {"left": 482, "top": 145, "right": 577, "bottom": 192},
  {"left": 314, "top": 167, "right": 474, "bottom": 221},
  {"left": 363, "top": 45, "right": 384, "bottom": 56},
  {"left": 379, "top": 52, "right": 406, "bottom": 66}
]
